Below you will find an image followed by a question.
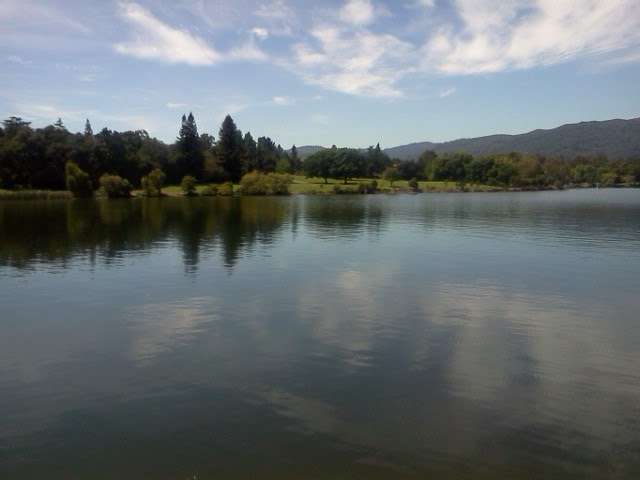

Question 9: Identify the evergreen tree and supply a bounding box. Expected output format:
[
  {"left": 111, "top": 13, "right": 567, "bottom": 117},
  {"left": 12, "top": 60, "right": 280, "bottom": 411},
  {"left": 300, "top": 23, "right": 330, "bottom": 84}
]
[
  {"left": 218, "top": 115, "right": 243, "bottom": 182},
  {"left": 54, "top": 118, "right": 65, "bottom": 130},
  {"left": 84, "top": 119, "right": 93, "bottom": 137},
  {"left": 290, "top": 145, "right": 301, "bottom": 172},
  {"left": 243, "top": 132, "right": 257, "bottom": 172},
  {"left": 176, "top": 112, "right": 204, "bottom": 180}
]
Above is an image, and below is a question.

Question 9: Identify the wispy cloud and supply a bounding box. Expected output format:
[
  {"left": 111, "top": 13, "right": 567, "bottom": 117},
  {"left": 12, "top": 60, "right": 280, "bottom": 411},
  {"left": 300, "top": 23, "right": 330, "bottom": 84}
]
[
  {"left": 339, "top": 0, "right": 376, "bottom": 27},
  {"left": 166, "top": 102, "right": 188, "bottom": 109},
  {"left": 423, "top": 0, "right": 640, "bottom": 75},
  {"left": 228, "top": 38, "right": 269, "bottom": 62},
  {"left": 7, "top": 55, "right": 32, "bottom": 65},
  {"left": 255, "top": 0, "right": 297, "bottom": 36},
  {"left": 290, "top": 24, "right": 416, "bottom": 98},
  {"left": 439, "top": 87, "right": 456, "bottom": 98},
  {"left": 272, "top": 96, "right": 294, "bottom": 106},
  {"left": 115, "top": 2, "right": 220, "bottom": 66}
]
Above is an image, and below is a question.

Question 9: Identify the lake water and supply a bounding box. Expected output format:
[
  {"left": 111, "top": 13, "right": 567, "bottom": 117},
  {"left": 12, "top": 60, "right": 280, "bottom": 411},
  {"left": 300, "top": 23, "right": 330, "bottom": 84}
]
[{"left": 1, "top": 189, "right": 639, "bottom": 479}]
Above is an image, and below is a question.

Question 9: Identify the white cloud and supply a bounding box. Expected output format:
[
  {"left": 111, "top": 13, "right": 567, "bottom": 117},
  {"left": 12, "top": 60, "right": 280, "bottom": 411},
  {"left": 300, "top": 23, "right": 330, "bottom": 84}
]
[
  {"left": 228, "top": 39, "right": 269, "bottom": 61},
  {"left": 251, "top": 27, "right": 269, "bottom": 40},
  {"left": 339, "top": 0, "right": 375, "bottom": 27},
  {"left": 290, "top": 25, "right": 416, "bottom": 97},
  {"left": 439, "top": 86, "right": 456, "bottom": 97},
  {"left": 272, "top": 96, "right": 294, "bottom": 106},
  {"left": 7, "top": 55, "right": 31, "bottom": 65},
  {"left": 255, "top": 0, "right": 297, "bottom": 35},
  {"left": 423, "top": 0, "right": 640, "bottom": 74},
  {"left": 166, "top": 102, "right": 187, "bottom": 109},
  {"left": 115, "top": 2, "right": 220, "bottom": 66}
]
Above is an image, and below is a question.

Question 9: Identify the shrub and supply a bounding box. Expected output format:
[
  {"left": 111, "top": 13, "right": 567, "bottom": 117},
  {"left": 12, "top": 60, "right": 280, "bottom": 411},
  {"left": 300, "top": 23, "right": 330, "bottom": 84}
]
[
  {"left": 200, "top": 185, "right": 217, "bottom": 196},
  {"left": 240, "top": 172, "right": 292, "bottom": 195},
  {"left": 99, "top": 174, "right": 132, "bottom": 198},
  {"left": 65, "top": 162, "right": 93, "bottom": 197},
  {"left": 140, "top": 168, "right": 165, "bottom": 197},
  {"left": 358, "top": 180, "right": 378, "bottom": 194},
  {"left": 217, "top": 182, "right": 234, "bottom": 196},
  {"left": 181, "top": 175, "right": 197, "bottom": 196},
  {"left": 408, "top": 178, "right": 419, "bottom": 192}
]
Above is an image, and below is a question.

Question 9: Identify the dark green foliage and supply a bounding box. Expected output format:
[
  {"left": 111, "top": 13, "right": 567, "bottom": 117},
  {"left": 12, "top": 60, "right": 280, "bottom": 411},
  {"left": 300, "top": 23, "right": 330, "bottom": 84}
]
[
  {"left": 304, "top": 149, "right": 335, "bottom": 183},
  {"left": 382, "top": 165, "right": 400, "bottom": 185},
  {"left": 176, "top": 113, "right": 204, "bottom": 180},
  {"left": 141, "top": 168, "right": 166, "bottom": 196},
  {"left": 217, "top": 182, "right": 234, "bottom": 196},
  {"left": 408, "top": 178, "right": 419, "bottom": 191},
  {"left": 181, "top": 175, "right": 197, "bottom": 196},
  {"left": 218, "top": 115, "right": 244, "bottom": 183},
  {"left": 358, "top": 180, "right": 378, "bottom": 194},
  {"left": 200, "top": 185, "right": 217, "bottom": 196},
  {"left": 1, "top": 114, "right": 638, "bottom": 195},
  {"left": 290, "top": 145, "right": 301, "bottom": 173},
  {"left": 99, "top": 174, "right": 132, "bottom": 198},
  {"left": 65, "top": 162, "right": 93, "bottom": 197},
  {"left": 240, "top": 172, "right": 292, "bottom": 195}
]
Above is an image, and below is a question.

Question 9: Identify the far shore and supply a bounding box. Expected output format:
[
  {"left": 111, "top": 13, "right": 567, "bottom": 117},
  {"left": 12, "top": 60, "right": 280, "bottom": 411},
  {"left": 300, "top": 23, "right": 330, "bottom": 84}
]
[{"left": 1, "top": 176, "right": 638, "bottom": 201}]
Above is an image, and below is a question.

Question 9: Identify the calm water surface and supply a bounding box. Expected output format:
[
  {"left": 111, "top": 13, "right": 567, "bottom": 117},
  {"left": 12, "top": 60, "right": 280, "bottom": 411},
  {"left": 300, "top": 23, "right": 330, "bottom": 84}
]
[{"left": 1, "top": 189, "right": 639, "bottom": 479}]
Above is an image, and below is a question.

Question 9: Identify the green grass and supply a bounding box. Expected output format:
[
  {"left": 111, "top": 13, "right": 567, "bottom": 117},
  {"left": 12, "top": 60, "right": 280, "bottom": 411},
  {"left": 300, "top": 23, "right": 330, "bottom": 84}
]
[
  {"left": 0, "top": 189, "right": 73, "bottom": 200},
  {"left": 1, "top": 178, "right": 501, "bottom": 200},
  {"left": 133, "top": 177, "right": 501, "bottom": 197}
]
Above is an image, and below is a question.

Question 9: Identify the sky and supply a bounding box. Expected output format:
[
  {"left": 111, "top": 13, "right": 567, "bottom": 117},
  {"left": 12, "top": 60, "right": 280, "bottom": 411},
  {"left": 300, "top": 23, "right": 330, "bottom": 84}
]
[{"left": 1, "top": 0, "right": 640, "bottom": 148}]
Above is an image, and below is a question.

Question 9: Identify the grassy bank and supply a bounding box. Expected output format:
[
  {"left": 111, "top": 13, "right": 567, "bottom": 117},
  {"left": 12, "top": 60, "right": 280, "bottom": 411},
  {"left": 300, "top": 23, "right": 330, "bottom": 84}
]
[
  {"left": 0, "top": 189, "right": 73, "bottom": 200},
  {"left": 4, "top": 178, "right": 637, "bottom": 200},
  {"left": 134, "top": 176, "right": 498, "bottom": 197}
]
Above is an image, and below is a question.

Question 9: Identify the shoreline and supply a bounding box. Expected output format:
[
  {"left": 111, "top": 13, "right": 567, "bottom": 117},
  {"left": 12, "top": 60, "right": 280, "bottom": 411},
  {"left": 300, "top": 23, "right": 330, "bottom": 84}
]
[{"left": 1, "top": 183, "right": 638, "bottom": 201}]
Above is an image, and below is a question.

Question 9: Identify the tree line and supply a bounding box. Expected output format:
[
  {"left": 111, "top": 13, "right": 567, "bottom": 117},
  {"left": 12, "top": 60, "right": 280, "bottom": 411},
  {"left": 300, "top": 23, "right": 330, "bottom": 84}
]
[
  {"left": 1, "top": 113, "right": 638, "bottom": 195},
  {"left": 0, "top": 114, "right": 300, "bottom": 192},
  {"left": 303, "top": 146, "right": 640, "bottom": 188}
]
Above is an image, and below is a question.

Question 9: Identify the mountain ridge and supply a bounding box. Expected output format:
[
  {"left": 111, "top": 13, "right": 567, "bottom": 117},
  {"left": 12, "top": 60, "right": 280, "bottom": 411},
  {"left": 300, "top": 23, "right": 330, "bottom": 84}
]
[{"left": 295, "top": 117, "right": 640, "bottom": 160}]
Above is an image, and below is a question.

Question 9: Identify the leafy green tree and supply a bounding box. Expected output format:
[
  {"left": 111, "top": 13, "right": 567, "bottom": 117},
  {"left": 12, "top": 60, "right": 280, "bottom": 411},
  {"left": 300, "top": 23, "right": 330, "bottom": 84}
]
[
  {"left": 218, "top": 115, "right": 243, "bottom": 182},
  {"left": 304, "top": 149, "right": 335, "bottom": 183},
  {"left": 382, "top": 165, "right": 400, "bottom": 186},
  {"left": 140, "top": 168, "right": 166, "bottom": 196},
  {"left": 365, "top": 143, "right": 389, "bottom": 176},
  {"left": 65, "top": 162, "right": 93, "bottom": 197},
  {"left": 181, "top": 175, "right": 197, "bottom": 196},
  {"left": 256, "top": 136, "right": 279, "bottom": 172},
  {"left": 331, "top": 148, "right": 365, "bottom": 183},
  {"left": 99, "top": 174, "right": 132, "bottom": 198}
]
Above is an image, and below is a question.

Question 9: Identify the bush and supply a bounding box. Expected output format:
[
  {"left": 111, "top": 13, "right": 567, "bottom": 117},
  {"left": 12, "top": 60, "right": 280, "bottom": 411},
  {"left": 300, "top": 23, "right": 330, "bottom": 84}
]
[
  {"left": 181, "top": 175, "right": 197, "bottom": 196},
  {"left": 65, "top": 162, "right": 93, "bottom": 197},
  {"left": 408, "top": 178, "right": 419, "bottom": 192},
  {"left": 240, "top": 172, "right": 292, "bottom": 195},
  {"left": 140, "top": 168, "right": 165, "bottom": 197},
  {"left": 99, "top": 174, "right": 132, "bottom": 198},
  {"left": 358, "top": 180, "right": 378, "bottom": 194},
  {"left": 200, "top": 185, "right": 217, "bottom": 196},
  {"left": 217, "top": 182, "right": 234, "bottom": 196}
]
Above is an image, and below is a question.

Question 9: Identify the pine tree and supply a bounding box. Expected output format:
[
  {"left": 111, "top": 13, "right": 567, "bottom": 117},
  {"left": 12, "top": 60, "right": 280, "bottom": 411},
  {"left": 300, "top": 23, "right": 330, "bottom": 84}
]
[
  {"left": 84, "top": 119, "right": 93, "bottom": 137},
  {"left": 218, "top": 115, "right": 243, "bottom": 182},
  {"left": 176, "top": 112, "right": 203, "bottom": 179},
  {"left": 243, "top": 132, "right": 257, "bottom": 173},
  {"left": 290, "top": 145, "right": 300, "bottom": 173},
  {"left": 54, "top": 118, "right": 65, "bottom": 130}
]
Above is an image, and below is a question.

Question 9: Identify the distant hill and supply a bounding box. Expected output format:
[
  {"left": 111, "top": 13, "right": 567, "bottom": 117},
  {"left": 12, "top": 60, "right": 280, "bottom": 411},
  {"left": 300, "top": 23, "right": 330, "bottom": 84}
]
[
  {"left": 383, "top": 118, "right": 640, "bottom": 160},
  {"left": 294, "top": 145, "right": 326, "bottom": 159},
  {"left": 295, "top": 118, "right": 640, "bottom": 161}
]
